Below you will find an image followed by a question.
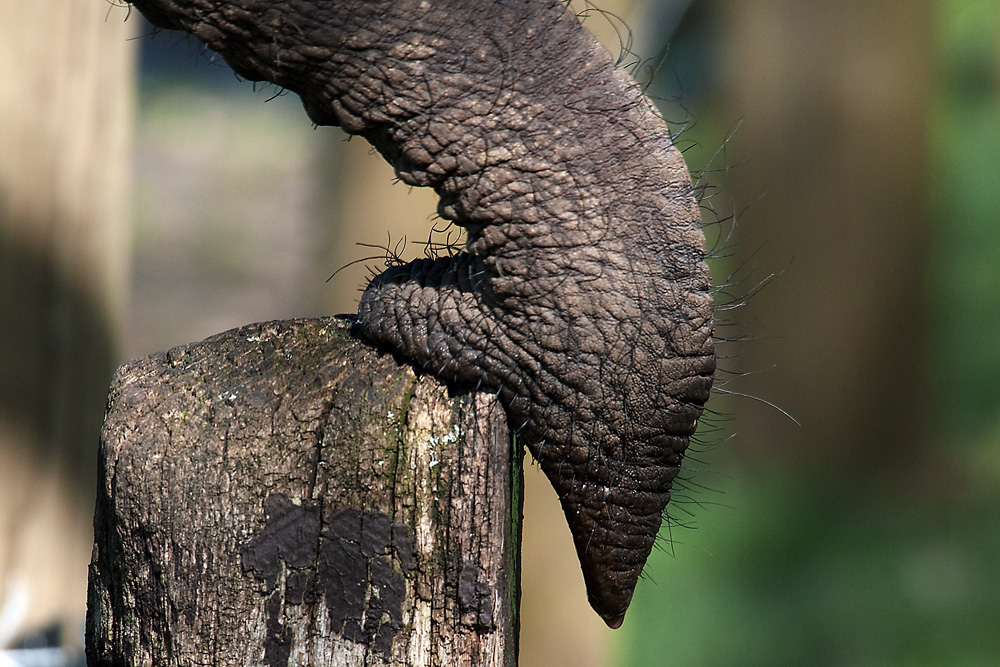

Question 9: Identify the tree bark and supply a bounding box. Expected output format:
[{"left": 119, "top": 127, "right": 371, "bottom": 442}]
[{"left": 86, "top": 318, "right": 518, "bottom": 666}]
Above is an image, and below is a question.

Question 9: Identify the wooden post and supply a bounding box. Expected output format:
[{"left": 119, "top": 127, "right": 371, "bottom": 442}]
[{"left": 86, "top": 318, "right": 518, "bottom": 666}]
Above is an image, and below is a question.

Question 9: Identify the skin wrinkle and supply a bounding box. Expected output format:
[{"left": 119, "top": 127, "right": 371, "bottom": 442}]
[{"left": 129, "top": 0, "right": 715, "bottom": 628}]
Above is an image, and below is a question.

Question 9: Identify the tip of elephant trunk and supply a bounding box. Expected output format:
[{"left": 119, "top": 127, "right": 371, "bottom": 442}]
[
  {"left": 602, "top": 612, "right": 626, "bottom": 630},
  {"left": 588, "top": 583, "right": 632, "bottom": 629}
]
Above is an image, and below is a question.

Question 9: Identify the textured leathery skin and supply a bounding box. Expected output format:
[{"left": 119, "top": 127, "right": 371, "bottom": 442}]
[{"left": 130, "top": 0, "right": 715, "bottom": 626}]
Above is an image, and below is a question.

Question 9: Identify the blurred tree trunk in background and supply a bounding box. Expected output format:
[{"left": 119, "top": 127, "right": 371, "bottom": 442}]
[
  {"left": 317, "top": 134, "right": 440, "bottom": 317},
  {"left": 0, "top": 0, "right": 134, "bottom": 651},
  {"left": 719, "top": 1, "right": 934, "bottom": 481}
]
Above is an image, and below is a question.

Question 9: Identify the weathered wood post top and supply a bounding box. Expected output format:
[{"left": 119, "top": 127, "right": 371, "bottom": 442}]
[{"left": 87, "top": 319, "right": 517, "bottom": 666}]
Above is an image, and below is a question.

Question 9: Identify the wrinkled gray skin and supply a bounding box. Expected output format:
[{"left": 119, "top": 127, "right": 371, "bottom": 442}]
[{"left": 131, "top": 0, "right": 716, "bottom": 628}]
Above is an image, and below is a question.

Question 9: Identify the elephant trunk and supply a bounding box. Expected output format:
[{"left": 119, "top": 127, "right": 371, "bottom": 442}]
[{"left": 131, "top": 0, "right": 716, "bottom": 626}]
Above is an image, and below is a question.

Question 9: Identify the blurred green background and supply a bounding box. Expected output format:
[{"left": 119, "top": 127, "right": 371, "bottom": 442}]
[
  {"left": 1, "top": 0, "right": 998, "bottom": 665},
  {"left": 620, "top": 1, "right": 1000, "bottom": 666}
]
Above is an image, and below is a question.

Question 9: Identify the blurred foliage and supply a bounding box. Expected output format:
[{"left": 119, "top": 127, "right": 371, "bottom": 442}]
[
  {"left": 619, "top": 464, "right": 1000, "bottom": 666},
  {"left": 618, "top": 0, "right": 1000, "bottom": 665},
  {"left": 929, "top": 0, "right": 1000, "bottom": 445}
]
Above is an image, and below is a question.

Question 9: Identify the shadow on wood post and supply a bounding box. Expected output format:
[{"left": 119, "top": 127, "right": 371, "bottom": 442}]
[{"left": 86, "top": 318, "right": 518, "bottom": 666}]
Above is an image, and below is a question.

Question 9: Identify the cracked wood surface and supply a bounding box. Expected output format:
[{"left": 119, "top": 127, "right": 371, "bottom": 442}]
[{"left": 86, "top": 318, "right": 517, "bottom": 666}]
